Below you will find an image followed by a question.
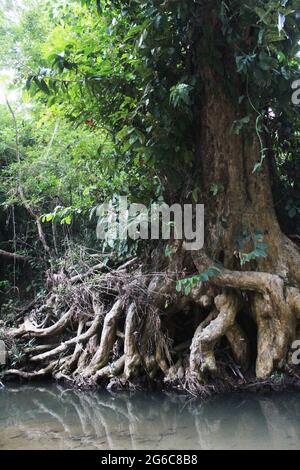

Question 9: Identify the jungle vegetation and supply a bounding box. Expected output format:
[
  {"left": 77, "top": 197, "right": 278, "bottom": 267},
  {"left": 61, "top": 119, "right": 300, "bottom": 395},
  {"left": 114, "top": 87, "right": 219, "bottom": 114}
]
[{"left": 0, "top": 0, "right": 300, "bottom": 394}]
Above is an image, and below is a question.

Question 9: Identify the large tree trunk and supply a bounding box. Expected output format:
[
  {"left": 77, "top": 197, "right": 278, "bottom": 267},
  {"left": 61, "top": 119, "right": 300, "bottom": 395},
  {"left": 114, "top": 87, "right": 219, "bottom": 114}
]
[{"left": 190, "top": 66, "right": 300, "bottom": 380}]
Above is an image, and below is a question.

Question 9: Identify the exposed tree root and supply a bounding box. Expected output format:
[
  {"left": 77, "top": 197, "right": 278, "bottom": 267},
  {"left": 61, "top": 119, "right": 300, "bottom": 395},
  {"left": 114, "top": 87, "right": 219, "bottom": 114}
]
[
  {"left": 123, "top": 304, "right": 141, "bottom": 381},
  {"left": 29, "top": 305, "right": 103, "bottom": 364},
  {"left": 83, "top": 299, "right": 124, "bottom": 378},
  {"left": 1, "top": 247, "right": 300, "bottom": 395},
  {"left": 189, "top": 291, "right": 244, "bottom": 383},
  {"left": 95, "top": 356, "right": 125, "bottom": 381},
  {"left": 192, "top": 251, "right": 300, "bottom": 379},
  {"left": 11, "top": 308, "right": 74, "bottom": 338},
  {"left": 3, "top": 363, "right": 55, "bottom": 379}
]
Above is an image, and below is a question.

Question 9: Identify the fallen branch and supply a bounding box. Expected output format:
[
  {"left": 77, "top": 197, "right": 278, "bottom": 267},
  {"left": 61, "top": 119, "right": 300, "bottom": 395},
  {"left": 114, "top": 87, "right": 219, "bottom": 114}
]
[
  {"left": 0, "top": 249, "right": 29, "bottom": 262},
  {"left": 70, "top": 263, "right": 107, "bottom": 284}
]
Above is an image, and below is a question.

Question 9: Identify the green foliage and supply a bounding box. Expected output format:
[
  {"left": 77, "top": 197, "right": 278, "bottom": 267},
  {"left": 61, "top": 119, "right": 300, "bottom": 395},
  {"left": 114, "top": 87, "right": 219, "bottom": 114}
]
[
  {"left": 210, "top": 183, "right": 224, "bottom": 197},
  {"left": 9, "top": 341, "right": 26, "bottom": 367},
  {"left": 164, "top": 244, "right": 174, "bottom": 259},
  {"left": 286, "top": 197, "right": 300, "bottom": 219},
  {"left": 0, "top": 0, "right": 299, "bottom": 284},
  {"left": 170, "top": 84, "right": 194, "bottom": 109},
  {"left": 236, "top": 230, "right": 268, "bottom": 267},
  {"left": 14, "top": 0, "right": 200, "bottom": 195},
  {"left": 232, "top": 116, "right": 251, "bottom": 135},
  {"left": 0, "top": 280, "right": 10, "bottom": 294},
  {"left": 176, "top": 268, "right": 222, "bottom": 296}
]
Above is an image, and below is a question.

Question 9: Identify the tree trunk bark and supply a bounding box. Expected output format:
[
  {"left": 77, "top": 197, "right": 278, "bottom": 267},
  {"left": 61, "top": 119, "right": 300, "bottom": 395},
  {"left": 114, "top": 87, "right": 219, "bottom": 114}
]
[{"left": 191, "top": 66, "right": 300, "bottom": 380}]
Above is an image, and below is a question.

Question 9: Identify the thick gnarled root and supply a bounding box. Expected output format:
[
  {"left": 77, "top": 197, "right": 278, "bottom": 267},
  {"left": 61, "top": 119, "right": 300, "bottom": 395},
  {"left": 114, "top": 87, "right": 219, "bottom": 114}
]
[
  {"left": 253, "top": 292, "right": 296, "bottom": 378},
  {"left": 123, "top": 304, "right": 141, "bottom": 381},
  {"left": 83, "top": 299, "right": 124, "bottom": 378},
  {"left": 189, "top": 291, "right": 248, "bottom": 383}
]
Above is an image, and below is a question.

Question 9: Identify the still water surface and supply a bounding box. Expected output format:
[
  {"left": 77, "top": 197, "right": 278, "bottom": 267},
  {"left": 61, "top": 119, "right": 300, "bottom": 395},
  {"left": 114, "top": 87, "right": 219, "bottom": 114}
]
[{"left": 0, "top": 384, "right": 300, "bottom": 450}]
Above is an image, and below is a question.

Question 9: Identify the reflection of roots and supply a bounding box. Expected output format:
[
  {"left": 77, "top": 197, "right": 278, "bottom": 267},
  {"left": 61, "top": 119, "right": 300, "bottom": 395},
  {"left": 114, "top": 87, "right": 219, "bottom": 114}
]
[
  {"left": 3, "top": 384, "right": 300, "bottom": 450},
  {"left": 3, "top": 250, "right": 300, "bottom": 394}
]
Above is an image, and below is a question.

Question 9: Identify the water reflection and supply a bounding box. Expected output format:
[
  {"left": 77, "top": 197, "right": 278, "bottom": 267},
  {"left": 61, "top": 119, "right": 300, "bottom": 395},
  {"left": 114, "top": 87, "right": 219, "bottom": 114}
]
[{"left": 0, "top": 384, "right": 300, "bottom": 449}]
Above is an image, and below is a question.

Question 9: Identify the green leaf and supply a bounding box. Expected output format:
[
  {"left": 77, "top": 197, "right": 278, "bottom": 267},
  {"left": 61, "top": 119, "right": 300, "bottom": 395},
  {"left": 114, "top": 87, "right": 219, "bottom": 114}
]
[
  {"left": 170, "top": 84, "right": 193, "bottom": 109},
  {"left": 232, "top": 116, "right": 250, "bottom": 135},
  {"left": 34, "top": 78, "right": 50, "bottom": 95},
  {"left": 253, "top": 162, "right": 262, "bottom": 173},
  {"left": 177, "top": 268, "right": 221, "bottom": 296},
  {"left": 210, "top": 183, "right": 224, "bottom": 196},
  {"left": 192, "top": 187, "right": 200, "bottom": 203},
  {"left": 61, "top": 215, "right": 72, "bottom": 225},
  {"left": 96, "top": 0, "right": 102, "bottom": 15},
  {"left": 176, "top": 283, "right": 182, "bottom": 293},
  {"left": 278, "top": 12, "right": 285, "bottom": 33},
  {"left": 184, "top": 286, "right": 191, "bottom": 296}
]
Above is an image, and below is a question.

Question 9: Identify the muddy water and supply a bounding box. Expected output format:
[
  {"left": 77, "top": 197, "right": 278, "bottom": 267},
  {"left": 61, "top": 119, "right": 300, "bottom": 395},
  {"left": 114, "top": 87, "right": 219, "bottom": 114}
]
[{"left": 0, "top": 384, "right": 300, "bottom": 450}]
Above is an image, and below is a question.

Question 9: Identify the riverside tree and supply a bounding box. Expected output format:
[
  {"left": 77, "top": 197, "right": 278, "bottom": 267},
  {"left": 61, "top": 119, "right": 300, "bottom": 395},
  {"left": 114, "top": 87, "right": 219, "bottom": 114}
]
[{"left": 1, "top": 0, "right": 300, "bottom": 393}]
